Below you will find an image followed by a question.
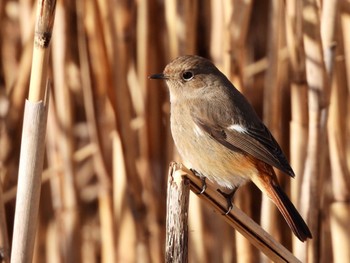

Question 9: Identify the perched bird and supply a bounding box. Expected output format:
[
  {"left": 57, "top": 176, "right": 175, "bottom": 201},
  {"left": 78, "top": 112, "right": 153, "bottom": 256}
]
[{"left": 150, "top": 55, "right": 312, "bottom": 242}]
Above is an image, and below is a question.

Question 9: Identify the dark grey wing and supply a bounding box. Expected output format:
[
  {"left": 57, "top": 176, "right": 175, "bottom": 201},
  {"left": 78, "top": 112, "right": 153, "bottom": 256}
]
[{"left": 192, "top": 114, "right": 295, "bottom": 177}]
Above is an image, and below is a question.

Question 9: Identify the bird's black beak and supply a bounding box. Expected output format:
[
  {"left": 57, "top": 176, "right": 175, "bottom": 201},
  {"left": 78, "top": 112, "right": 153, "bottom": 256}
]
[{"left": 149, "top": 73, "right": 167, "bottom": 80}]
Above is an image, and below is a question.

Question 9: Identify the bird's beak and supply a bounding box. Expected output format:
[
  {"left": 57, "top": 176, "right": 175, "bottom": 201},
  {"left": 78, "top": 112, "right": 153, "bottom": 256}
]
[{"left": 149, "top": 73, "right": 168, "bottom": 80}]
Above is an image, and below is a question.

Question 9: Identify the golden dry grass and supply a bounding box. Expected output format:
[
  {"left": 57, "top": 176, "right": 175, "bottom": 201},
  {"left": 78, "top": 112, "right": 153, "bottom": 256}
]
[{"left": 0, "top": 0, "right": 350, "bottom": 262}]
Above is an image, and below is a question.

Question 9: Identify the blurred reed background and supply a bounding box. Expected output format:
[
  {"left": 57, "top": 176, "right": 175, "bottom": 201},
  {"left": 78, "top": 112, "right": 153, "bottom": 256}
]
[{"left": 0, "top": 0, "right": 350, "bottom": 262}]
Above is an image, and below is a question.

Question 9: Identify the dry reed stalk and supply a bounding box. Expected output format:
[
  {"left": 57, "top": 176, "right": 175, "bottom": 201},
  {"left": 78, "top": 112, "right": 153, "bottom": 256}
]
[
  {"left": 225, "top": 0, "right": 253, "bottom": 92},
  {"left": 110, "top": 6, "right": 143, "bottom": 263},
  {"left": 27, "top": 2, "right": 55, "bottom": 102},
  {"left": 0, "top": 182, "right": 9, "bottom": 263},
  {"left": 9, "top": 151, "right": 81, "bottom": 188},
  {"left": 240, "top": 10, "right": 271, "bottom": 260},
  {"left": 46, "top": 221, "right": 60, "bottom": 263},
  {"left": 222, "top": 0, "right": 234, "bottom": 80},
  {"left": 110, "top": 1, "right": 153, "bottom": 261},
  {"left": 112, "top": 132, "right": 136, "bottom": 262},
  {"left": 328, "top": 70, "right": 350, "bottom": 262},
  {"left": 342, "top": 2, "right": 350, "bottom": 172},
  {"left": 188, "top": 196, "right": 207, "bottom": 262},
  {"left": 4, "top": 35, "right": 33, "bottom": 106},
  {"left": 325, "top": 2, "right": 350, "bottom": 261},
  {"left": 35, "top": 113, "right": 60, "bottom": 263},
  {"left": 285, "top": 1, "right": 310, "bottom": 257},
  {"left": 336, "top": 5, "right": 350, "bottom": 172},
  {"left": 95, "top": 0, "right": 114, "bottom": 61},
  {"left": 166, "top": 0, "right": 198, "bottom": 58},
  {"left": 77, "top": 1, "right": 120, "bottom": 263},
  {"left": 0, "top": 0, "right": 3, "bottom": 40},
  {"left": 94, "top": 2, "right": 134, "bottom": 259},
  {"left": 285, "top": 0, "right": 308, "bottom": 202},
  {"left": 164, "top": 0, "right": 178, "bottom": 58},
  {"left": 230, "top": 5, "right": 257, "bottom": 260},
  {"left": 83, "top": 1, "right": 118, "bottom": 260},
  {"left": 136, "top": 2, "right": 168, "bottom": 261},
  {"left": 45, "top": 99, "right": 66, "bottom": 220},
  {"left": 18, "top": 0, "right": 35, "bottom": 44},
  {"left": 136, "top": 0, "right": 148, "bottom": 100},
  {"left": 234, "top": 187, "right": 257, "bottom": 263},
  {"left": 301, "top": 0, "right": 330, "bottom": 262},
  {"left": 11, "top": 0, "right": 56, "bottom": 262},
  {"left": 1, "top": 39, "right": 32, "bottom": 187},
  {"left": 50, "top": 2, "right": 81, "bottom": 262},
  {"left": 99, "top": 192, "right": 116, "bottom": 263},
  {"left": 209, "top": 0, "right": 224, "bottom": 64},
  {"left": 260, "top": 1, "right": 284, "bottom": 250},
  {"left": 81, "top": 221, "right": 98, "bottom": 263},
  {"left": 184, "top": 1, "right": 198, "bottom": 55},
  {"left": 321, "top": 0, "right": 338, "bottom": 76},
  {"left": 11, "top": 83, "right": 50, "bottom": 263}
]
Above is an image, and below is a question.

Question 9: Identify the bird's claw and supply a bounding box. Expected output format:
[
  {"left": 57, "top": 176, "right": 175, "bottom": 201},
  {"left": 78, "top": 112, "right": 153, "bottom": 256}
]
[
  {"left": 217, "top": 187, "right": 238, "bottom": 215},
  {"left": 190, "top": 169, "right": 207, "bottom": 194}
]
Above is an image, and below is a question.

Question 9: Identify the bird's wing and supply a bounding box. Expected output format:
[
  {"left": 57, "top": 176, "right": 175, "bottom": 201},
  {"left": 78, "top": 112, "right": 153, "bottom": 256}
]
[{"left": 192, "top": 112, "right": 295, "bottom": 177}]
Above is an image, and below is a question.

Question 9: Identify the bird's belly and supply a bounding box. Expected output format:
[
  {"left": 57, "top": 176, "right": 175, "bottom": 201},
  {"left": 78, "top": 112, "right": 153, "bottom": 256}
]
[{"left": 171, "top": 120, "right": 257, "bottom": 189}]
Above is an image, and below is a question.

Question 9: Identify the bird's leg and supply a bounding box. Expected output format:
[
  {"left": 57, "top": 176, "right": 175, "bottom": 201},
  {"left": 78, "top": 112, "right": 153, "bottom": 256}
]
[
  {"left": 217, "top": 187, "right": 238, "bottom": 215},
  {"left": 190, "top": 169, "right": 207, "bottom": 194}
]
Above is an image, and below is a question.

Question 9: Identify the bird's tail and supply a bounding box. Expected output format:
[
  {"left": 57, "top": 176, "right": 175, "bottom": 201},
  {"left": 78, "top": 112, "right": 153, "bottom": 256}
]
[
  {"left": 269, "top": 182, "right": 312, "bottom": 242},
  {"left": 252, "top": 169, "right": 312, "bottom": 242}
]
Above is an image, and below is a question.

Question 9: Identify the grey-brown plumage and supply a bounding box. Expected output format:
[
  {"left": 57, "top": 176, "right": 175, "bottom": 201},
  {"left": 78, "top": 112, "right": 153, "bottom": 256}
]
[{"left": 150, "top": 55, "right": 312, "bottom": 241}]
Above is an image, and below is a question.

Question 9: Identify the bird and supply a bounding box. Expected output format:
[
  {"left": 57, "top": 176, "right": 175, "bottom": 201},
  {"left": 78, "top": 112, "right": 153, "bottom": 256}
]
[{"left": 150, "top": 55, "right": 312, "bottom": 242}]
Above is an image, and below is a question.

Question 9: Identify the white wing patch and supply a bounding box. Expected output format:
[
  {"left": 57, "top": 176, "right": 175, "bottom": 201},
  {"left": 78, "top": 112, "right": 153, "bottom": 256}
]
[
  {"left": 193, "top": 124, "right": 204, "bottom": 136},
  {"left": 227, "top": 124, "right": 247, "bottom": 133}
]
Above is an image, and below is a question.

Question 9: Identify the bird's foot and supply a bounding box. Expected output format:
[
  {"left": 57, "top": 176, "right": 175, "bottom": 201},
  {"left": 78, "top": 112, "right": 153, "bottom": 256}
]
[
  {"left": 217, "top": 187, "right": 238, "bottom": 215},
  {"left": 190, "top": 169, "right": 207, "bottom": 194}
]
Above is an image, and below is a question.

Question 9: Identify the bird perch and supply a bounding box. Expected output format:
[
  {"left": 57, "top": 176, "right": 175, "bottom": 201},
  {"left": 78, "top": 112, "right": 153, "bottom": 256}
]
[{"left": 165, "top": 162, "right": 301, "bottom": 263}]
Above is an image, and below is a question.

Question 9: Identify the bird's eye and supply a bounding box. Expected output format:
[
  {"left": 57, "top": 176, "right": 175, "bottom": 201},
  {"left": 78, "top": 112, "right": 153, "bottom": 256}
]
[{"left": 182, "top": 71, "right": 194, "bottom": 81}]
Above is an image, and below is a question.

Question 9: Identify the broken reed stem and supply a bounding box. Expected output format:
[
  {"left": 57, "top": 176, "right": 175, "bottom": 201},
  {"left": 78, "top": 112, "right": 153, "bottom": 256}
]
[
  {"left": 165, "top": 162, "right": 190, "bottom": 263},
  {"left": 167, "top": 163, "right": 301, "bottom": 263},
  {"left": 11, "top": 1, "right": 56, "bottom": 262},
  {"left": 10, "top": 88, "right": 49, "bottom": 263}
]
